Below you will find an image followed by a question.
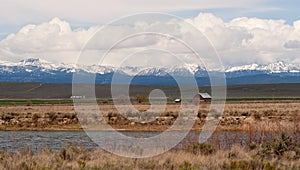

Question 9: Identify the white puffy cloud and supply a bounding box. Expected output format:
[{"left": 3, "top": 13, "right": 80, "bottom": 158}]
[
  {"left": 187, "top": 13, "right": 300, "bottom": 66},
  {"left": 0, "top": 18, "right": 99, "bottom": 63},
  {"left": 1, "top": 13, "right": 300, "bottom": 68}
]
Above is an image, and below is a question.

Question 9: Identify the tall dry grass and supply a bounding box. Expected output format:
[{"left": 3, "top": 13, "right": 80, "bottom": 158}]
[{"left": 0, "top": 137, "right": 299, "bottom": 170}]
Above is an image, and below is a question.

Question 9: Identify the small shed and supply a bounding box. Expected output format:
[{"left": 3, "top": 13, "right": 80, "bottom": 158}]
[{"left": 196, "top": 93, "right": 212, "bottom": 103}]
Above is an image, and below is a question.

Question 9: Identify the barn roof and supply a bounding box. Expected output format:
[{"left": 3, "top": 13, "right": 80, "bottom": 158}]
[{"left": 198, "top": 93, "right": 211, "bottom": 99}]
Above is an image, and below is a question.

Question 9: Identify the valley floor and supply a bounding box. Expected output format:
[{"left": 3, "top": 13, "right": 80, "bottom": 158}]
[
  {"left": 0, "top": 100, "right": 299, "bottom": 132},
  {"left": 0, "top": 100, "right": 299, "bottom": 169}
]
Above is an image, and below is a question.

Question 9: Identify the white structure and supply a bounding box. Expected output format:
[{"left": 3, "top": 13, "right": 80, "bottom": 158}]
[
  {"left": 174, "top": 99, "right": 181, "bottom": 103},
  {"left": 70, "top": 96, "right": 86, "bottom": 99}
]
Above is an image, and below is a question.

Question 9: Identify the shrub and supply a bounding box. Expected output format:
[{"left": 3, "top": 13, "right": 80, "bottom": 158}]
[
  {"left": 248, "top": 142, "right": 257, "bottom": 150},
  {"left": 138, "top": 160, "right": 157, "bottom": 169},
  {"left": 32, "top": 114, "right": 39, "bottom": 122},
  {"left": 197, "top": 110, "right": 208, "bottom": 119},
  {"left": 107, "top": 112, "right": 117, "bottom": 120},
  {"left": 221, "top": 160, "right": 276, "bottom": 170},
  {"left": 241, "top": 112, "right": 250, "bottom": 117},
  {"left": 185, "top": 143, "right": 216, "bottom": 155},
  {"left": 136, "top": 95, "right": 148, "bottom": 103},
  {"left": 161, "top": 111, "right": 178, "bottom": 118},
  {"left": 228, "top": 151, "right": 238, "bottom": 159},
  {"left": 47, "top": 112, "right": 57, "bottom": 122},
  {"left": 273, "top": 133, "right": 295, "bottom": 156},
  {"left": 77, "top": 160, "right": 86, "bottom": 169},
  {"left": 59, "top": 144, "right": 81, "bottom": 161},
  {"left": 253, "top": 112, "right": 262, "bottom": 120},
  {"left": 258, "top": 133, "right": 296, "bottom": 158},
  {"left": 258, "top": 142, "right": 273, "bottom": 159},
  {"left": 179, "top": 161, "right": 192, "bottom": 170}
]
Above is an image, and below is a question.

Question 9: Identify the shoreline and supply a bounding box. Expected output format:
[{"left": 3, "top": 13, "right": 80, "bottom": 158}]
[{"left": 0, "top": 126, "right": 297, "bottom": 132}]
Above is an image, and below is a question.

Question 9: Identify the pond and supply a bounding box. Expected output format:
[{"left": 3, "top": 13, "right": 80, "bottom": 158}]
[{"left": 0, "top": 130, "right": 297, "bottom": 153}]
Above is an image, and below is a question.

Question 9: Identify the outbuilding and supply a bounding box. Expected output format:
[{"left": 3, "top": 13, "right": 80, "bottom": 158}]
[
  {"left": 196, "top": 93, "right": 212, "bottom": 103},
  {"left": 70, "top": 96, "right": 86, "bottom": 99}
]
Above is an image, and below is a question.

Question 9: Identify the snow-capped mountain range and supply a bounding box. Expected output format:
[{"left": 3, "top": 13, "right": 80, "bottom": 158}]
[
  {"left": 0, "top": 58, "right": 204, "bottom": 76},
  {"left": 226, "top": 61, "right": 300, "bottom": 73},
  {"left": 0, "top": 58, "right": 300, "bottom": 85}
]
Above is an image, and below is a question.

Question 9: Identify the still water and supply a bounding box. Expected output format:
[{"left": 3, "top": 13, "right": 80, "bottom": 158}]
[{"left": 0, "top": 130, "right": 294, "bottom": 153}]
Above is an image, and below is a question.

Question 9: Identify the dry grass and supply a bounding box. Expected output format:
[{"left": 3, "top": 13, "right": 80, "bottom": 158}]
[
  {"left": 0, "top": 139, "right": 299, "bottom": 170},
  {"left": 0, "top": 101, "right": 299, "bottom": 132},
  {"left": 0, "top": 101, "right": 299, "bottom": 169}
]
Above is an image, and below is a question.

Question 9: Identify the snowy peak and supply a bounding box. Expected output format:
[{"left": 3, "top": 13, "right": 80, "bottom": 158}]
[
  {"left": 0, "top": 58, "right": 300, "bottom": 76},
  {"left": 226, "top": 61, "right": 300, "bottom": 73},
  {"left": 0, "top": 58, "right": 300, "bottom": 85},
  {"left": 19, "top": 58, "right": 51, "bottom": 66},
  {"left": 138, "top": 68, "right": 169, "bottom": 76},
  {"left": 79, "top": 64, "right": 115, "bottom": 74},
  {"left": 17, "top": 58, "right": 62, "bottom": 72},
  {"left": 266, "top": 61, "right": 300, "bottom": 73}
]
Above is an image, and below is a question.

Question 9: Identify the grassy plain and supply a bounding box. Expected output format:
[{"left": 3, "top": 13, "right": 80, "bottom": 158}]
[
  {"left": 0, "top": 100, "right": 299, "bottom": 169},
  {"left": 1, "top": 82, "right": 300, "bottom": 99},
  {"left": 0, "top": 82, "right": 300, "bottom": 169},
  {"left": 0, "top": 100, "right": 299, "bottom": 132}
]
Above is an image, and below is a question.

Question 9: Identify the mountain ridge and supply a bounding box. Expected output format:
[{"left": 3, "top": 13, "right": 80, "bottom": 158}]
[
  {"left": 1, "top": 58, "right": 300, "bottom": 75},
  {"left": 0, "top": 58, "right": 300, "bottom": 86}
]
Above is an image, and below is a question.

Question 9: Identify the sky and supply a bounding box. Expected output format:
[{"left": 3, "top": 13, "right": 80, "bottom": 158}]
[{"left": 0, "top": 0, "right": 300, "bottom": 67}]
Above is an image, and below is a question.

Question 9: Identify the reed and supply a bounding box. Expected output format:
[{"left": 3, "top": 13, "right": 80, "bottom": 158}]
[{"left": 0, "top": 137, "right": 299, "bottom": 170}]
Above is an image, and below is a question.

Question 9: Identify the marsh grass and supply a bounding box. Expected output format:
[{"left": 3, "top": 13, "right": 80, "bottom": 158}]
[{"left": 0, "top": 135, "right": 299, "bottom": 170}]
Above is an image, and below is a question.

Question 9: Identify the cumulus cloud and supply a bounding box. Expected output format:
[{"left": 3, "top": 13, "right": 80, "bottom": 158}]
[
  {"left": 284, "top": 40, "right": 300, "bottom": 49},
  {"left": 1, "top": 13, "right": 300, "bottom": 67},
  {"left": 0, "top": 18, "right": 99, "bottom": 63},
  {"left": 188, "top": 13, "right": 300, "bottom": 66}
]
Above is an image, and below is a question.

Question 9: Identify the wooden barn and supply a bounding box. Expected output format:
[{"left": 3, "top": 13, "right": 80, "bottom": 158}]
[{"left": 195, "top": 93, "right": 212, "bottom": 103}]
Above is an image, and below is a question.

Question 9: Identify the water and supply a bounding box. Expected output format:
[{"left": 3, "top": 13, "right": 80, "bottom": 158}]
[
  {"left": 0, "top": 130, "right": 297, "bottom": 153},
  {"left": 0, "top": 131, "right": 96, "bottom": 153}
]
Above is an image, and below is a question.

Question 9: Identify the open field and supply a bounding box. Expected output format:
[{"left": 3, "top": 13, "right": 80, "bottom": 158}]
[
  {"left": 1, "top": 82, "right": 300, "bottom": 99},
  {"left": 0, "top": 83, "right": 299, "bottom": 169},
  {"left": 0, "top": 100, "right": 299, "bottom": 169},
  {"left": 0, "top": 101, "right": 299, "bottom": 132},
  {"left": 2, "top": 97, "right": 300, "bottom": 106}
]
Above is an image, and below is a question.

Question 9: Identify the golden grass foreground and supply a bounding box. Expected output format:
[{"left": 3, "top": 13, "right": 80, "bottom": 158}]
[{"left": 0, "top": 133, "right": 300, "bottom": 170}]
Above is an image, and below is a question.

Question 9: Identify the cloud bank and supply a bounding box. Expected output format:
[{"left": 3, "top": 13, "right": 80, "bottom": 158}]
[{"left": 0, "top": 13, "right": 300, "bottom": 67}]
